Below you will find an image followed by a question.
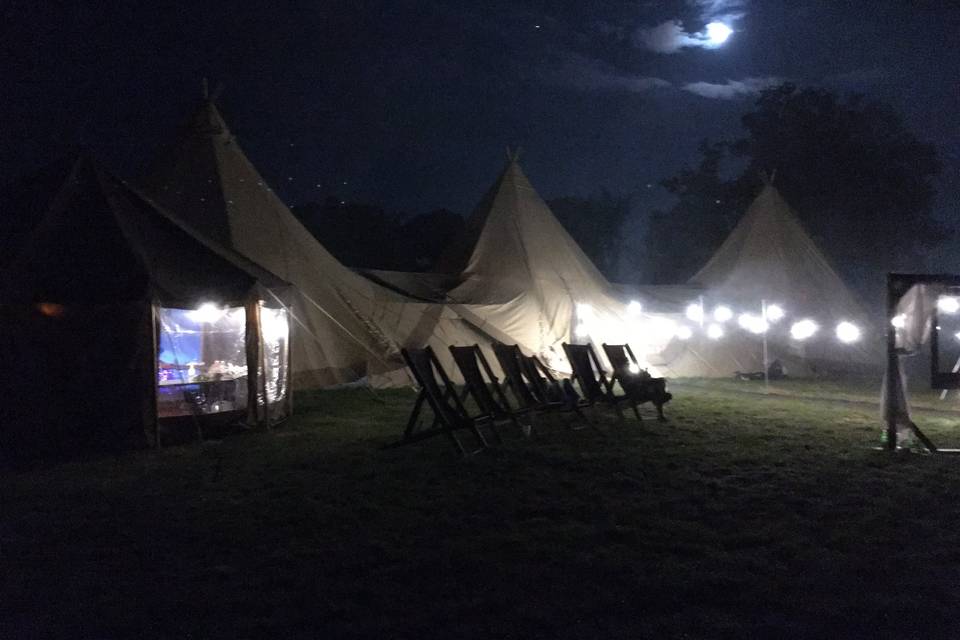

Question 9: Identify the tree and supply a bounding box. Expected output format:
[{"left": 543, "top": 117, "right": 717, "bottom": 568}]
[
  {"left": 398, "top": 209, "right": 464, "bottom": 271},
  {"left": 293, "top": 198, "right": 404, "bottom": 269},
  {"left": 655, "top": 84, "right": 942, "bottom": 293},
  {"left": 292, "top": 200, "right": 464, "bottom": 272},
  {"left": 549, "top": 192, "right": 631, "bottom": 281},
  {"left": 647, "top": 141, "right": 747, "bottom": 283}
]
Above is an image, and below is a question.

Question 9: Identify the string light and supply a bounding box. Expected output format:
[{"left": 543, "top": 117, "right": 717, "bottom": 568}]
[
  {"left": 188, "top": 303, "right": 224, "bottom": 324},
  {"left": 938, "top": 297, "right": 960, "bottom": 314},
  {"left": 790, "top": 319, "right": 818, "bottom": 341},
  {"left": 765, "top": 304, "right": 785, "bottom": 322},
  {"left": 836, "top": 321, "right": 861, "bottom": 343},
  {"left": 713, "top": 305, "right": 733, "bottom": 322}
]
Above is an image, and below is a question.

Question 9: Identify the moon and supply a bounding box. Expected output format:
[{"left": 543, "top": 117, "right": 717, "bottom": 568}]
[{"left": 705, "top": 22, "right": 733, "bottom": 46}]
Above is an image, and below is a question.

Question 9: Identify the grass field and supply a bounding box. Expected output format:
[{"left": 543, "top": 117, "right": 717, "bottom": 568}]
[{"left": 5, "top": 380, "right": 960, "bottom": 638}]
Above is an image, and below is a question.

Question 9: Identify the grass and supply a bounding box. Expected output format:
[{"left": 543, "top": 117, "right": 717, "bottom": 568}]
[{"left": 4, "top": 380, "right": 960, "bottom": 638}]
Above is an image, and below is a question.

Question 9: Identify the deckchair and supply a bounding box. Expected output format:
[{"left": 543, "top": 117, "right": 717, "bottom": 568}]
[
  {"left": 601, "top": 343, "right": 672, "bottom": 421},
  {"left": 385, "top": 346, "right": 495, "bottom": 456},
  {"left": 449, "top": 345, "right": 533, "bottom": 436},
  {"left": 561, "top": 343, "right": 641, "bottom": 422},
  {"left": 491, "top": 343, "right": 596, "bottom": 430}
]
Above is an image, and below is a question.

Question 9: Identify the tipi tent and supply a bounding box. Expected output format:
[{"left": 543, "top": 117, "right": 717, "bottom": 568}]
[
  {"left": 0, "top": 156, "right": 292, "bottom": 459},
  {"left": 653, "top": 183, "right": 876, "bottom": 376},
  {"left": 143, "top": 100, "right": 486, "bottom": 388},
  {"left": 437, "top": 158, "right": 665, "bottom": 371}
]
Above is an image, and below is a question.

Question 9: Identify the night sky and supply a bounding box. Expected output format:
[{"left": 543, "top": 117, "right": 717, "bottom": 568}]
[{"left": 3, "top": 1, "right": 958, "bottom": 245}]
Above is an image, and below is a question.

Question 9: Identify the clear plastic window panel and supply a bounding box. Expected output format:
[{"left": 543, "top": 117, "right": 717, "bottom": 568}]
[
  {"left": 156, "top": 305, "right": 248, "bottom": 417},
  {"left": 935, "top": 290, "right": 960, "bottom": 380},
  {"left": 259, "top": 305, "right": 290, "bottom": 412}
]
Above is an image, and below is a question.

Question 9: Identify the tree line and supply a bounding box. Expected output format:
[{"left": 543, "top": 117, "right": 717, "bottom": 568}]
[{"left": 295, "top": 84, "right": 943, "bottom": 301}]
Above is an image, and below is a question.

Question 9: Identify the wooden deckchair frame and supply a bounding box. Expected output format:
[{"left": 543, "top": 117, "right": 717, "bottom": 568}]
[
  {"left": 449, "top": 345, "right": 532, "bottom": 436},
  {"left": 385, "top": 346, "right": 493, "bottom": 456},
  {"left": 562, "top": 342, "right": 640, "bottom": 423},
  {"left": 492, "top": 343, "right": 597, "bottom": 431},
  {"left": 602, "top": 343, "right": 671, "bottom": 421}
]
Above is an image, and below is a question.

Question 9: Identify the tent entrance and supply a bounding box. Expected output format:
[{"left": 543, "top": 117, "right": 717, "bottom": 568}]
[
  {"left": 884, "top": 273, "right": 960, "bottom": 453},
  {"left": 155, "top": 302, "right": 291, "bottom": 423},
  {"left": 156, "top": 306, "right": 249, "bottom": 417}
]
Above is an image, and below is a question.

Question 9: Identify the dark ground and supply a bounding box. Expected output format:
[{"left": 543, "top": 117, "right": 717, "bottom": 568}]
[{"left": 4, "top": 381, "right": 960, "bottom": 638}]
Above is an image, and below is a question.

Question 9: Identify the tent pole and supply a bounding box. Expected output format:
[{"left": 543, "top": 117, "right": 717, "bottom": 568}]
[
  {"left": 245, "top": 299, "right": 261, "bottom": 428},
  {"left": 885, "top": 275, "right": 898, "bottom": 451},
  {"left": 939, "top": 354, "right": 960, "bottom": 400},
  {"left": 150, "top": 300, "right": 161, "bottom": 449},
  {"left": 761, "top": 299, "right": 770, "bottom": 394}
]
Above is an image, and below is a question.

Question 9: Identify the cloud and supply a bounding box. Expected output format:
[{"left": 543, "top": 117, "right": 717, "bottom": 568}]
[
  {"left": 690, "top": 0, "right": 748, "bottom": 22},
  {"left": 635, "top": 20, "right": 710, "bottom": 54},
  {"left": 548, "top": 53, "right": 671, "bottom": 93},
  {"left": 682, "top": 76, "right": 782, "bottom": 99},
  {"left": 635, "top": 0, "right": 748, "bottom": 53}
]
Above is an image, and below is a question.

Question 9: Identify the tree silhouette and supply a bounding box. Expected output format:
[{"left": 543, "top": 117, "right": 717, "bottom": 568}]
[{"left": 653, "top": 84, "right": 942, "bottom": 293}]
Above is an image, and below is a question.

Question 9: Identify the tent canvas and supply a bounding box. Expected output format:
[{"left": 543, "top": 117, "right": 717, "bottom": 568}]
[
  {"left": 436, "top": 159, "right": 663, "bottom": 372},
  {"left": 142, "top": 100, "right": 489, "bottom": 388},
  {"left": 653, "top": 184, "right": 878, "bottom": 377}
]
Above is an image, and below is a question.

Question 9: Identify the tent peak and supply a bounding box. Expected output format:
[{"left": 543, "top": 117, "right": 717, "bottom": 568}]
[
  {"left": 200, "top": 78, "right": 225, "bottom": 103},
  {"left": 505, "top": 146, "right": 523, "bottom": 163}
]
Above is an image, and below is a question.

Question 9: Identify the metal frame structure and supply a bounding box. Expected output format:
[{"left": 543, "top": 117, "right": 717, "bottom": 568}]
[{"left": 884, "top": 273, "right": 960, "bottom": 452}]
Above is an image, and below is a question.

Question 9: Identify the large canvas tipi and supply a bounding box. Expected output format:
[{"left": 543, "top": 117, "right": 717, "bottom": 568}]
[
  {"left": 438, "top": 158, "right": 648, "bottom": 370},
  {"left": 654, "top": 183, "right": 876, "bottom": 376},
  {"left": 143, "top": 100, "right": 483, "bottom": 387}
]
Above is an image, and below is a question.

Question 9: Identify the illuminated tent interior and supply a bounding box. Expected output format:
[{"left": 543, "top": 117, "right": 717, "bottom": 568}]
[
  {"left": 142, "top": 99, "right": 490, "bottom": 388},
  {"left": 653, "top": 183, "right": 878, "bottom": 377},
  {"left": 0, "top": 155, "right": 293, "bottom": 460}
]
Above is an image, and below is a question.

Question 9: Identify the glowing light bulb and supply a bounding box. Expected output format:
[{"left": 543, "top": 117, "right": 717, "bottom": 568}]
[
  {"left": 675, "top": 325, "right": 693, "bottom": 340},
  {"left": 765, "top": 304, "right": 785, "bottom": 322},
  {"left": 790, "top": 319, "right": 818, "bottom": 341},
  {"left": 836, "top": 321, "right": 861, "bottom": 344},
  {"left": 707, "top": 323, "right": 724, "bottom": 340},
  {"left": 188, "top": 302, "right": 224, "bottom": 323},
  {"left": 628, "top": 300, "right": 643, "bottom": 315},
  {"left": 891, "top": 314, "right": 906, "bottom": 328},
  {"left": 713, "top": 305, "right": 733, "bottom": 322},
  {"left": 938, "top": 297, "right": 960, "bottom": 314},
  {"left": 685, "top": 303, "right": 704, "bottom": 323}
]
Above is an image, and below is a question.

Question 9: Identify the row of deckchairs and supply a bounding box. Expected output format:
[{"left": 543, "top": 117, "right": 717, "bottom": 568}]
[{"left": 387, "top": 342, "right": 673, "bottom": 456}]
